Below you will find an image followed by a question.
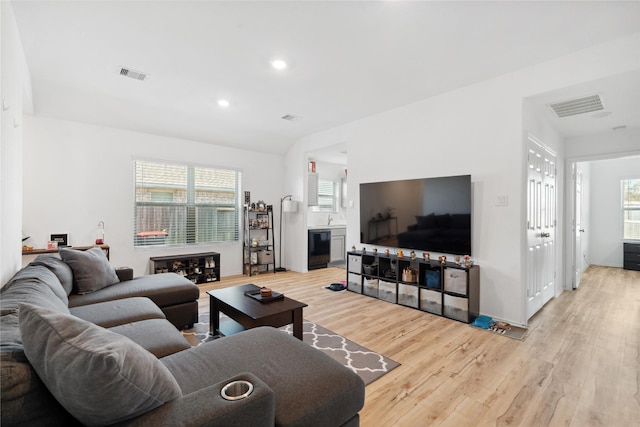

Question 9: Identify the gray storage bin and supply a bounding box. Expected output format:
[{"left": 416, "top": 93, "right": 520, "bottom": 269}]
[
  {"left": 444, "top": 268, "right": 467, "bottom": 295},
  {"left": 443, "top": 294, "right": 469, "bottom": 322},
  {"left": 347, "top": 273, "right": 362, "bottom": 293},
  {"left": 378, "top": 280, "right": 397, "bottom": 303},
  {"left": 419, "top": 288, "right": 442, "bottom": 315},
  {"left": 398, "top": 283, "right": 419, "bottom": 308},
  {"left": 258, "top": 250, "right": 274, "bottom": 264},
  {"left": 347, "top": 254, "right": 362, "bottom": 274},
  {"left": 363, "top": 278, "right": 379, "bottom": 297}
]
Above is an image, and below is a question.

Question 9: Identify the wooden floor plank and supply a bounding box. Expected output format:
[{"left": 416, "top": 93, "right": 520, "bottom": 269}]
[{"left": 196, "top": 265, "right": 640, "bottom": 426}]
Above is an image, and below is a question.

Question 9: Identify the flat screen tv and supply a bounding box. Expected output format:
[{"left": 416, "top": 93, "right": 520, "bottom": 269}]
[{"left": 359, "top": 175, "right": 471, "bottom": 255}]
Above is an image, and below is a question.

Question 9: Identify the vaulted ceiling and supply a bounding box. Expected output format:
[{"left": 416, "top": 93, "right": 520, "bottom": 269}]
[{"left": 11, "top": 1, "right": 640, "bottom": 155}]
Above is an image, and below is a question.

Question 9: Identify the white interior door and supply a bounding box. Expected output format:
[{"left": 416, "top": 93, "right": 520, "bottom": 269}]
[
  {"left": 526, "top": 137, "right": 557, "bottom": 320},
  {"left": 574, "top": 168, "right": 584, "bottom": 289}
]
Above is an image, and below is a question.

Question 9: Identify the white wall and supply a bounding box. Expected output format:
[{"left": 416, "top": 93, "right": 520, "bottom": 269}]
[
  {"left": 1, "top": 1, "right": 32, "bottom": 286},
  {"left": 284, "top": 34, "right": 640, "bottom": 326},
  {"left": 588, "top": 156, "right": 640, "bottom": 267},
  {"left": 22, "top": 116, "right": 285, "bottom": 276}
]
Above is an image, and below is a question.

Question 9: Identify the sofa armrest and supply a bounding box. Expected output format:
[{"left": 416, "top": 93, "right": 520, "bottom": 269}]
[
  {"left": 115, "top": 267, "right": 134, "bottom": 282},
  {"left": 113, "top": 372, "right": 274, "bottom": 427}
]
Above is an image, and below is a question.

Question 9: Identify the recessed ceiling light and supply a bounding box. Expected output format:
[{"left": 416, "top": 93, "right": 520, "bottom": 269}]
[
  {"left": 217, "top": 99, "right": 230, "bottom": 108},
  {"left": 271, "top": 59, "right": 288, "bottom": 70}
]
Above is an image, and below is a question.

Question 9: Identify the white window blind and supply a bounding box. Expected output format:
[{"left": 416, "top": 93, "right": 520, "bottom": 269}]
[
  {"left": 134, "top": 160, "right": 240, "bottom": 247},
  {"left": 622, "top": 178, "right": 640, "bottom": 240},
  {"left": 314, "top": 179, "right": 338, "bottom": 212}
]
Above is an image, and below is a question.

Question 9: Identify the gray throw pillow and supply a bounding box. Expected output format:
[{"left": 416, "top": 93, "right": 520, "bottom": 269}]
[
  {"left": 18, "top": 303, "right": 182, "bottom": 426},
  {"left": 59, "top": 247, "right": 119, "bottom": 294}
]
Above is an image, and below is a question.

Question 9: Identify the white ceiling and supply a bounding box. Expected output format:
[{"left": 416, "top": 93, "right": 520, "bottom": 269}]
[{"left": 10, "top": 1, "right": 640, "bottom": 156}]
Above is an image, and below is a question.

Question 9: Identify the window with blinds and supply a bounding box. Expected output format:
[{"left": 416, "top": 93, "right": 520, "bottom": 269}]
[
  {"left": 312, "top": 179, "right": 338, "bottom": 212},
  {"left": 134, "top": 160, "right": 241, "bottom": 247},
  {"left": 622, "top": 178, "right": 640, "bottom": 240}
]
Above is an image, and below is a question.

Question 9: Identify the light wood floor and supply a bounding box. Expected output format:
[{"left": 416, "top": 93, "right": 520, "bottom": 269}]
[{"left": 197, "top": 265, "right": 640, "bottom": 427}]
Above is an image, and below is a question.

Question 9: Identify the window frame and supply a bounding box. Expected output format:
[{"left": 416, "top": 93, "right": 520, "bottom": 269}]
[
  {"left": 622, "top": 178, "right": 640, "bottom": 240},
  {"left": 134, "top": 159, "right": 241, "bottom": 248},
  {"left": 312, "top": 178, "right": 339, "bottom": 213}
]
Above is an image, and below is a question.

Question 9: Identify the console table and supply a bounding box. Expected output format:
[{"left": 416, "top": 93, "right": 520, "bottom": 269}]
[{"left": 22, "top": 244, "right": 110, "bottom": 259}]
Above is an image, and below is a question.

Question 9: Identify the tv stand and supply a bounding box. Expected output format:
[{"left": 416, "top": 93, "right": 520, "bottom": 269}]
[{"left": 346, "top": 250, "right": 479, "bottom": 323}]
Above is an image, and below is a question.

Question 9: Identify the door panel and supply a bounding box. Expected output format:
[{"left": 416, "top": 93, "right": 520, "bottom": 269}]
[
  {"left": 574, "top": 169, "right": 583, "bottom": 288},
  {"left": 526, "top": 137, "right": 556, "bottom": 320}
]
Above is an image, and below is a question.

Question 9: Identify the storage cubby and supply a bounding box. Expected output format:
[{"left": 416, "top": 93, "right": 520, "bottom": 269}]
[
  {"left": 346, "top": 251, "right": 479, "bottom": 323},
  {"left": 150, "top": 252, "right": 220, "bottom": 285}
]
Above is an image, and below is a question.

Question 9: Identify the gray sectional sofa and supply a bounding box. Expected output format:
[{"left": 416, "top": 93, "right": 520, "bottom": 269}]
[{"left": 1, "top": 248, "right": 365, "bottom": 426}]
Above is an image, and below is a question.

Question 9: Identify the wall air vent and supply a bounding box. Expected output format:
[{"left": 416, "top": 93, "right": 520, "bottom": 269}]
[
  {"left": 120, "top": 67, "right": 148, "bottom": 81},
  {"left": 281, "top": 114, "right": 301, "bottom": 121},
  {"left": 547, "top": 94, "right": 604, "bottom": 118}
]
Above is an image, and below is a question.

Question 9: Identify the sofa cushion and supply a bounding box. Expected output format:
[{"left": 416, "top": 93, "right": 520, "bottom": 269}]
[
  {"left": 3, "top": 264, "right": 69, "bottom": 306},
  {"left": 18, "top": 303, "right": 182, "bottom": 426},
  {"left": 0, "top": 278, "right": 70, "bottom": 315},
  {"left": 161, "top": 327, "right": 365, "bottom": 427},
  {"left": 109, "top": 318, "right": 191, "bottom": 358},
  {"left": 31, "top": 255, "right": 74, "bottom": 296},
  {"left": 59, "top": 247, "right": 119, "bottom": 294},
  {"left": 68, "top": 272, "right": 198, "bottom": 309},
  {"left": 69, "top": 297, "right": 166, "bottom": 328}
]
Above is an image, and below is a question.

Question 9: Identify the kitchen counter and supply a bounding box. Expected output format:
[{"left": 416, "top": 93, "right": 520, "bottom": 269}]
[{"left": 308, "top": 225, "right": 347, "bottom": 230}]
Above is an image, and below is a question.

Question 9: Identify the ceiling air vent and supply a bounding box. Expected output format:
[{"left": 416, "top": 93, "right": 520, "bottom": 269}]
[
  {"left": 547, "top": 94, "right": 604, "bottom": 118},
  {"left": 281, "top": 114, "right": 302, "bottom": 121},
  {"left": 120, "top": 67, "right": 148, "bottom": 81}
]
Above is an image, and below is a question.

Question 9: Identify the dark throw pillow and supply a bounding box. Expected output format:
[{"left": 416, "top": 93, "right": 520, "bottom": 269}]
[
  {"left": 59, "top": 247, "right": 119, "bottom": 294},
  {"left": 18, "top": 303, "right": 182, "bottom": 426}
]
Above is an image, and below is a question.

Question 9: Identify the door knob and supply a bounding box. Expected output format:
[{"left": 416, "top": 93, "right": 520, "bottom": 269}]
[{"left": 579, "top": 229, "right": 585, "bottom": 233}]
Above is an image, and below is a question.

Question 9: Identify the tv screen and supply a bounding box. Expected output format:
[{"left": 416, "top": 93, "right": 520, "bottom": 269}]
[{"left": 359, "top": 175, "right": 471, "bottom": 255}]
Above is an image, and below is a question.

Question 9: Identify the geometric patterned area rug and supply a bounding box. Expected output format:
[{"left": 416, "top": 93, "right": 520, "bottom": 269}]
[
  {"left": 182, "top": 313, "right": 400, "bottom": 385},
  {"left": 281, "top": 320, "right": 400, "bottom": 385}
]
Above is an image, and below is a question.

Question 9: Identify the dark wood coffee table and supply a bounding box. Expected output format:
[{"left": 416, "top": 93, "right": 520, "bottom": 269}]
[{"left": 207, "top": 284, "right": 308, "bottom": 340}]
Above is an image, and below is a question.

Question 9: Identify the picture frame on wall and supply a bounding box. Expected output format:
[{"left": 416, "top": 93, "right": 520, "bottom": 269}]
[{"left": 50, "top": 233, "right": 69, "bottom": 247}]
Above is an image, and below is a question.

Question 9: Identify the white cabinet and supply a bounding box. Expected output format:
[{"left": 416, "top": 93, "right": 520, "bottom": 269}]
[
  {"left": 308, "top": 173, "right": 318, "bottom": 206},
  {"left": 330, "top": 228, "right": 346, "bottom": 263}
]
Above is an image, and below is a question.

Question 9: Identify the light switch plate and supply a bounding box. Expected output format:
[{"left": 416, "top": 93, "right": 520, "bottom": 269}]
[{"left": 496, "top": 194, "right": 508, "bottom": 206}]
